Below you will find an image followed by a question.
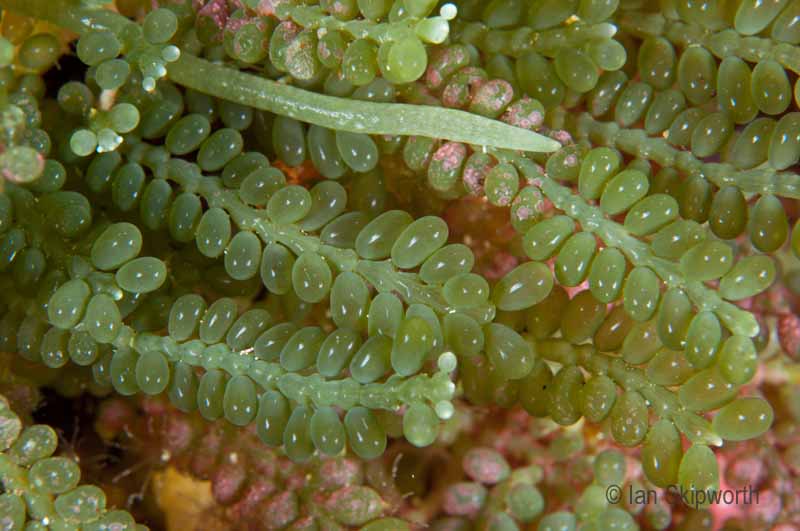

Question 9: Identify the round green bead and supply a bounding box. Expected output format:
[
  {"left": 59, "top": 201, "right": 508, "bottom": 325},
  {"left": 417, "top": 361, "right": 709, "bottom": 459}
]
[
  {"left": 578, "top": 147, "right": 621, "bottom": 200},
  {"left": 593, "top": 449, "right": 626, "bottom": 487},
  {"left": 391, "top": 316, "right": 434, "bottom": 377},
  {"left": 484, "top": 163, "right": 520, "bottom": 207},
  {"left": 657, "top": 288, "right": 692, "bottom": 350},
  {"left": 561, "top": 290, "right": 606, "bottom": 344},
  {"left": 267, "top": 185, "right": 312, "bottom": 225},
  {"left": 719, "top": 255, "right": 776, "bottom": 301},
  {"left": 750, "top": 194, "right": 788, "bottom": 253},
  {"left": 368, "top": 292, "right": 403, "bottom": 338},
  {"left": 330, "top": 272, "right": 369, "bottom": 330},
  {"left": 523, "top": 216, "right": 575, "bottom": 260},
  {"left": 637, "top": 36, "right": 675, "bottom": 90},
  {"left": 310, "top": 406, "right": 346, "bottom": 456},
  {"left": 644, "top": 89, "right": 686, "bottom": 135},
  {"left": 48, "top": 279, "right": 91, "bottom": 329},
  {"left": 140, "top": 179, "right": 173, "bottom": 231},
  {"left": 54, "top": 485, "right": 106, "bottom": 522},
  {"left": 443, "top": 312, "right": 484, "bottom": 358},
  {"left": 507, "top": 482, "right": 544, "bottom": 522},
  {"left": 403, "top": 402, "right": 439, "bottom": 447},
  {"left": 280, "top": 326, "right": 326, "bottom": 372},
  {"left": 646, "top": 347, "right": 694, "bottom": 386},
  {"left": 379, "top": 36, "right": 428, "bottom": 85},
  {"left": 681, "top": 176, "right": 713, "bottom": 223},
  {"left": 554, "top": 48, "right": 598, "bottom": 93},
  {"left": 67, "top": 331, "right": 99, "bottom": 366},
  {"left": 492, "top": 261, "right": 553, "bottom": 311},
  {"left": 165, "top": 114, "right": 211, "bottom": 155},
  {"left": 335, "top": 130, "right": 378, "bottom": 173},
  {"left": 284, "top": 405, "right": 315, "bottom": 463},
  {"left": 256, "top": 390, "right": 290, "bottom": 446},
  {"left": 40, "top": 327, "right": 69, "bottom": 368},
  {"left": 599, "top": 169, "right": 648, "bottom": 215},
  {"left": 685, "top": 311, "right": 722, "bottom": 369},
  {"left": 735, "top": 0, "right": 788, "bottom": 35},
  {"left": 751, "top": 59, "right": 791, "bottom": 115},
  {"left": 588, "top": 247, "right": 626, "bottom": 303},
  {"left": 260, "top": 243, "right": 295, "bottom": 295},
  {"left": 718, "top": 335, "right": 757, "bottom": 384},
  {"left": 196, "top": 207, "right": 232, "bottom": 258},
  {"left": 197, "top": 128, "right": 243, "bottom": 172},
  {"left": 680, "top": 240, "right": 733, "bottom": 282},
  {"left": 135, "top": 350, "right": 170, "bottom": 395},
  {"left": 731, "top": 117, "right": 775, "bottom": 170},
  {"left": 168, "top": 192, "right": 202, "bottom": 243},
  {"left": 226, "top": 309, "right": 272, "bottom": 351},
  {"left": 199, "top": 298, "right": 237, "bottom": 344},
  {"left": 691, "top": 112, "right": 733, "bottom": 158},
  {"left": 679, "top": 367, "right": 739, "bottom": 412},
  {"left": 677, "top": 46, "right": 717, "bottom": 105},
  {"left": 517, "top": 52, "right": 565, "bottom": 109},
  {"left": 517, "top": 359, "right": 552, "bottom": 417},
  {"left": 197, "top": 369, "right": 226, "bottom": 421},
  {"left": 485, "top": 323, "right": 534, "bottom": 380},
  {"left": 773, "top": 2, "right": 800, "bottom": 43},
  {"left": 344, "top": 406, "right": 386, "bottom": 459},
  {"left": 391, "top": 216, "right": 449, "bottom": 269},
  {"left": 116, "top": 257, "right": 167, "bottom": 293},
  {"left": 717, "top": 56, "right": 758, "bottom": 124},
  {"left": 168, "top": 361, "right": 198, "bottom": 412},
  {"left": 343, "top": 38, "right": 378, "bottom": 86},
  {"left": 168, "top": 294, "right": 206, "bottom": 341},
  {"left": 769, "top": 112, "right": 800, "bottom": 169},
  {"left": 419, "top": 244, "right": 475, "bottom": 284},
  {"left": 225, "top": 231, "right": 261, "bottom": 281},
  {"left": 317, "top": 328, "right": 361, "bottom": 377},
  {"left": 624, "top": 194, "right": 679, "bottom": 236},
  {"left": 615, "top": 82, "right": 653, "bottom": 128},
  {"left": 610, "top": 390, "right": 648, "bottom": 446},
  {"left": 110, "top": 348, "right": 139, "bottom": 395},
  {"left": 443, "top": 273, "right": 490, "bottom": 308},
  {"left": 623, "top": 266, "right": 660, "bottom": 322},
  {"left": 593, "top": 305, "right": 633, "bottom": 352},
  {"left": 308, "top": 125, "right": 347, "bottom": 179},
  {"left": 712, "top": 397, "right": 773, "bottom": 442},
  {"left": 677, "top": 445, "right": 719, "bottom": 509},
  {"left": 91, "top": 222, "right": 142, "bottom": 271},
  {"left": 291, "top": 251, "right": 332, "bottom": 303},
  {"left": 554, "top": 232, "right": 597, "bottom": 287},
  {"left": 641, "top": 419, "right": 681, "bottom": 488},
  {"left": 223, "top": 374, "right": 258, "bottom": 426},
  {"left": 538, "top": 511, "right": 576, "bottom": 531},
  {"left": 709, "top": 185, "right": 747, "bottom": 240},
  {"left": 19, "top": 33, "right": 60, "bottom": 72},
  {"left": 29, "top": 456, "right": 80, "bottom": 494},
  {"left": 579, "top": 374, "right": 617, "bottom": 423},
  {"left": 84, "top": 294, "right": 121, "bottom": 343},
  {"left": 349, "top": 334, "right": 392, "bottom": 383},
  {"left": 239, "top": 168, "right": 286, "bottom": 208},
  {"left": 622, "top": 320, "right": 661, "bottom": 364},
  {"left": 547, "top": 365, "right": 584, "bottom": 426}
]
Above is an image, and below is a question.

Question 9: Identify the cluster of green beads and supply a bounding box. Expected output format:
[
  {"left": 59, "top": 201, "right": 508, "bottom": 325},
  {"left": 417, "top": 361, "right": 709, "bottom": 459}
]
[
  {"left": 0, "top": 393, "right": 145, "bottom": 530},
  {"left": 0, "top": 0, "right": 794, "bottom": 525}
]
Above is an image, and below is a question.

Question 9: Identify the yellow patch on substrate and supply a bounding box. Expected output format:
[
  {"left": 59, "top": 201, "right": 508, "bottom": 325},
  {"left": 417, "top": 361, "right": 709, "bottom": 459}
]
[{"left": 151, "top": 466, "right": 222, "bottom": 531}]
